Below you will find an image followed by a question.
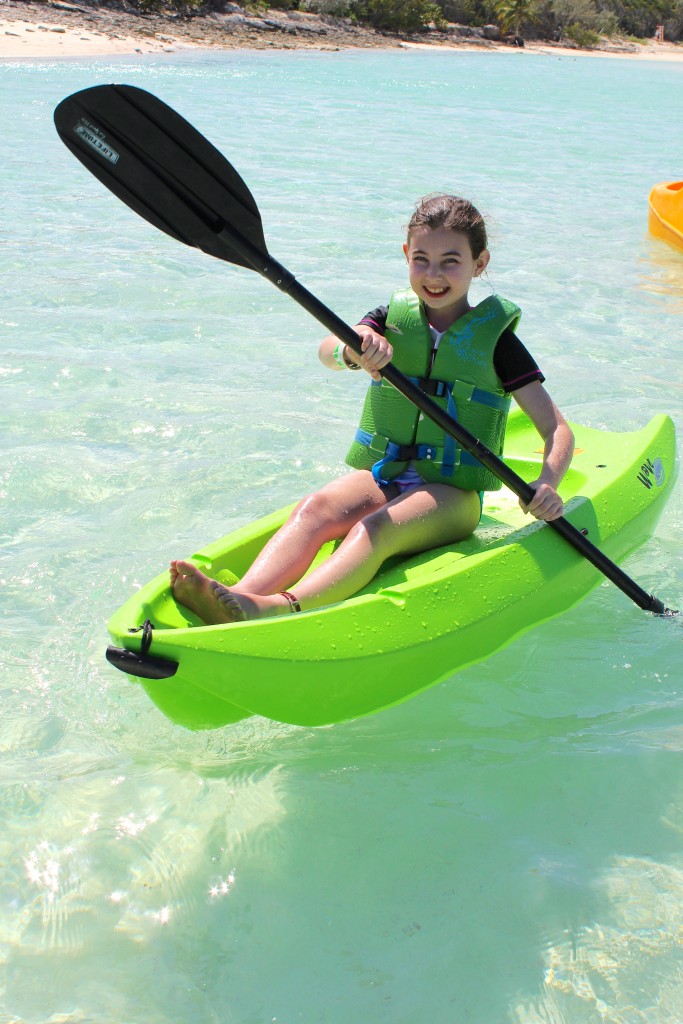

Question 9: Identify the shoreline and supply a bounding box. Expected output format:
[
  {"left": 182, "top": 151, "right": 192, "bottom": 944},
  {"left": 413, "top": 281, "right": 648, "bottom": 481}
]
[{"left": 2, "top": 0, "right": 682, "bottom": 60}]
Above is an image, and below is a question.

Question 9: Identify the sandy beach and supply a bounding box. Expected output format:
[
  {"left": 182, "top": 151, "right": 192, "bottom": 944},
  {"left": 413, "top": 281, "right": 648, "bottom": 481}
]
[
  {"left": 0, "top": 0, "right": 398, "bottom": 56},
  {"left": 1, "top": 0, "right": 682, "bottom": 60}
]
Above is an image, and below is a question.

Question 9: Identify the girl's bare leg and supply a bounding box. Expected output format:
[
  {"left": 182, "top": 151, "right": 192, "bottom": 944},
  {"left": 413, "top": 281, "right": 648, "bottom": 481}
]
[
  {"left": 233, "top": 471, "right": 391, "bottom": 596},
  {"left": 285, "top": 483, "right": 480, "bottom": 609},
  {"left": 171, "top": 483, "right": 481, "bottom": 624},
  {"left": 170, "top": 471, "right": 390, "bottom": 624}
]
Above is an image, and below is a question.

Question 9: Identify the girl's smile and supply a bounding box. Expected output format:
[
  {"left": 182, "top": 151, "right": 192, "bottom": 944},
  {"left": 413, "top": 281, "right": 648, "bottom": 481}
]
[{"left": 403, "top": 225, "right": 490, "bottom": 331}]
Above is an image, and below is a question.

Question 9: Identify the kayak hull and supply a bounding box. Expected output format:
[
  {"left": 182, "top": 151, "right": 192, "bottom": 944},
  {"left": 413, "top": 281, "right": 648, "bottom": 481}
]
[
  {"left": 648, "top": 181, "right": 683, "bottom": 253},
  {"left": 107, "top": 412, "right": 677, "bottom": 729}
]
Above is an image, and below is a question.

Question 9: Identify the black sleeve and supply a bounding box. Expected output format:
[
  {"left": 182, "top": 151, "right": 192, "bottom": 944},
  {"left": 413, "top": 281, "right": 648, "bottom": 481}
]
[
  {"left": 358, "top": 305, "right": 388, "bottom": 333},
  {"left": 493, "top": 328, "right": 545, "bottom": 393}
]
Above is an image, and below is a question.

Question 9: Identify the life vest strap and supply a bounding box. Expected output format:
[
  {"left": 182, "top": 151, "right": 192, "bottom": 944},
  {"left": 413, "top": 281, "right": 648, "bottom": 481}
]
[
  {"left": 354, "top": 429, "right": 483, "bottom": 487},
  {"left": 369, "top": 376, "right": 449, "bottom": 397},
  {"left": 451, "top": 379, "right": 509, "bottom": 411},
  {"left": 360, "top": 376, "right": 505, "bottom": 484}
]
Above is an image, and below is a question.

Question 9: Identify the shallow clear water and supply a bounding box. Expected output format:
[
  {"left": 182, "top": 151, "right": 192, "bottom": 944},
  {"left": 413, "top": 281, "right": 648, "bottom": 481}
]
[{"left": 1, "top": 48, "right": 682, "bottom": 1023}]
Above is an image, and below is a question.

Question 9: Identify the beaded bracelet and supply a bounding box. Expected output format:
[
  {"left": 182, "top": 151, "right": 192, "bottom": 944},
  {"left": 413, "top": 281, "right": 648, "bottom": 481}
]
[{"left": 344, "top": 348, "right": 361, "bottom": 370}]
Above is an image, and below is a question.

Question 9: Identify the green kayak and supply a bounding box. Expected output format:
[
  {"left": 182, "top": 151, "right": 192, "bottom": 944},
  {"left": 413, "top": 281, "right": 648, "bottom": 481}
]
[{"left": 106, "top": 411, "right": 676, "bottom": 730}]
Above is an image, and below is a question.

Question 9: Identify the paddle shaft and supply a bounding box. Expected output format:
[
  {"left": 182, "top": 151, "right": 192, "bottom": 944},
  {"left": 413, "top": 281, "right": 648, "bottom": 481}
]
[{"left": 217, "top": 228, "right": 668, "bottom": 616}]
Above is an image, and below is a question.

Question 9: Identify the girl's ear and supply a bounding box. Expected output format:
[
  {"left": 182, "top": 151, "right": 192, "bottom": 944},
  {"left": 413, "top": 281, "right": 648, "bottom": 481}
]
[
  {"left": 474, "top": 248, "right": 490, "bottom": 276},
  {"left": 402, "top": 242, "right": 409, "bottom": 261}
]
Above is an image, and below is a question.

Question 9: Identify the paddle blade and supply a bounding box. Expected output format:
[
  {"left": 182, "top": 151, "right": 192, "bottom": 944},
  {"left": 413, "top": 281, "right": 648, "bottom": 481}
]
[{"left": 54, "top": 84, "right": 268, "bottom": 270}]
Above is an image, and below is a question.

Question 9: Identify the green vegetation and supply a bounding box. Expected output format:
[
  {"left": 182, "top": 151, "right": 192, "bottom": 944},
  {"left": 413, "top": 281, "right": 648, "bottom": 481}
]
[
  {"left": 351, "top": 0, "right": 447, "bottom": 30},
  {"left": 564, "top": 20, "right": 601, "bottom": 42},
  {"left": 494, "top": 0, "right": 537, "bottom": 34},
  {"left": 286, "top": 0, "right": 448, "bottom": 25},
  {"left": 104, "top": 0, "right": 683, "bottom": 42},
  {"left": 550, "top": 0, "right": 618, "bottom": 40}
]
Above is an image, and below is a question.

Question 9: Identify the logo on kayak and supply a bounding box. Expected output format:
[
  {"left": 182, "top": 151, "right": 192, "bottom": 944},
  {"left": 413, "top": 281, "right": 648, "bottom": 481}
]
[
  {"left": 73, "top": 118, "right": 120, "bottom": 165},
  {"left": 637, "top": 456, "right": 665, "bottom": 489}
]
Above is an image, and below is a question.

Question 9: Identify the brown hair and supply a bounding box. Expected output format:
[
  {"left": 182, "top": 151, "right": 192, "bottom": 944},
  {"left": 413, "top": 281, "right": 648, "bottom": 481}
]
[{"left": 407, "top": 194, "right": 488, "bottom": 258}]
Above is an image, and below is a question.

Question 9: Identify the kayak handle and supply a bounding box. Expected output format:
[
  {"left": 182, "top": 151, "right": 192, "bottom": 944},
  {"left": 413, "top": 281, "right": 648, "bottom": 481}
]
[{"left": 106, "top": 645, "right": 178, "bottom": 680}]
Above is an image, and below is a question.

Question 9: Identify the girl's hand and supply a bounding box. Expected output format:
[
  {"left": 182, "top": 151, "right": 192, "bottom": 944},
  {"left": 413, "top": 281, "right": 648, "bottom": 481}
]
[
  {"left": 355, "top": 327, "right": 393, "bottom": 381},
  {"left": 520, "top": 480, "right": 564, "bottom": 521}
]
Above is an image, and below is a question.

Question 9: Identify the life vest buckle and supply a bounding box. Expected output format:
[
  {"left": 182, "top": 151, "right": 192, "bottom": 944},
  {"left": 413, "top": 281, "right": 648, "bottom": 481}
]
[{"left": 418, "top": 378, "right": 449, "bottom": 398}]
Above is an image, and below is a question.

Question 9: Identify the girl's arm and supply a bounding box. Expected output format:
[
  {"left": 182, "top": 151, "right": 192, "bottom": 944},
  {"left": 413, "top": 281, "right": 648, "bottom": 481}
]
[
  {"left": 512, "top": 380, "right": 575, "bottom": 522},
  {"left": 319, "top": 325, "right": 393, "bottom": 381}
]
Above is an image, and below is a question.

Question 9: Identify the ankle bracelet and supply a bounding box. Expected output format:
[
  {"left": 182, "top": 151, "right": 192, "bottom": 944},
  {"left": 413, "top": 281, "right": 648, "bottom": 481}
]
[{"left": 279, "top": 591, "right": 302, "bottom": 613}]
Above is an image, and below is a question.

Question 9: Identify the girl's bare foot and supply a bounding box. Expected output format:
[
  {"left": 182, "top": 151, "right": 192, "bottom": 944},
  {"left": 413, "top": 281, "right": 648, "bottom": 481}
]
[{"left": 169, "top": 560, "right": 293, "bottom": 625}]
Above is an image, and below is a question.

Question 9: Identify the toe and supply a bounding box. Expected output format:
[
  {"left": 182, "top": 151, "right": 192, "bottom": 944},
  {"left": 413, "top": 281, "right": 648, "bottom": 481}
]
[{"left": 175, "top": 559, "right": 199, "bottom": 577}]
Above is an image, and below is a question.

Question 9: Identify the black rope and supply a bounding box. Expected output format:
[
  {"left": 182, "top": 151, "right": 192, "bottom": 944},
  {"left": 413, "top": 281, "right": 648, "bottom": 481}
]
[{"left": 128, "top": 618, "right": 155, "bottom": 657}]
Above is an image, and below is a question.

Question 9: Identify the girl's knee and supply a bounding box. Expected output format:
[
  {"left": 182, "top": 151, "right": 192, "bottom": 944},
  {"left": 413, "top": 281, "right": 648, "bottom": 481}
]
[
  {"left": 293, "top": 487, "right": 361, "bottom": 536},
  {"left": 294, "top": 490, "right": 338, "bottom": 526},
  {"left": 294, "top": 473, "right": 384, "bottom": 530},
  {"left": 348, "top": 508, "right": 394, "bottom": 548}
]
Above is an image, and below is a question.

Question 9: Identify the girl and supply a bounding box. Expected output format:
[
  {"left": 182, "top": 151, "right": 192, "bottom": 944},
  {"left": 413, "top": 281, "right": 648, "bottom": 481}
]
[{"left": 170, "top": 194, "right": 574, "bottom": 624}]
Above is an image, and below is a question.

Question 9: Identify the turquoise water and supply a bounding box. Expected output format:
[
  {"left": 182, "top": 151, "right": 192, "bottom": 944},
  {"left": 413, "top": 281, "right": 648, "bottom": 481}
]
[{"left": 1, "top": 47, "right": 682, "bottom": 1022}]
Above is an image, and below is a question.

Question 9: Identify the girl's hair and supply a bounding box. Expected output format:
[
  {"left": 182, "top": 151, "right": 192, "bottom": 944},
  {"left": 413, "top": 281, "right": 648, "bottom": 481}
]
[{"left": 407, "top": 194, "right": 488, "bottom": 258}]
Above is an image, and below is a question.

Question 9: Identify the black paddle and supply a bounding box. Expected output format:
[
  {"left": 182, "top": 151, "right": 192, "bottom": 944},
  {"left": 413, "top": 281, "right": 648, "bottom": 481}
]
[{"left": 54, "top": 84, "right": 674, "bottom": 616}]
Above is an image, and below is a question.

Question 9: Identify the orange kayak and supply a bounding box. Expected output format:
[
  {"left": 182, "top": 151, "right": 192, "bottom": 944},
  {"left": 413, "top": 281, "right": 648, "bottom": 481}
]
[{"left": 648, "top": 181, "right": 683, "bottom": 252}]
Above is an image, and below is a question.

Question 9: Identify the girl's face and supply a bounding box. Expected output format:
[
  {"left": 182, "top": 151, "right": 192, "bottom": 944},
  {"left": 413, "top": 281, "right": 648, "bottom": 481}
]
[{"left": 403, "top": 225, "right": 490, "bottom": 327}]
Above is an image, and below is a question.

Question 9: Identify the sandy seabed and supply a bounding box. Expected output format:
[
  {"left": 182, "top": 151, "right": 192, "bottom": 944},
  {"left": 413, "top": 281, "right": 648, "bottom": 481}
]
[{"left": 1, "top": 0, "right": 682, "bottom": 61}]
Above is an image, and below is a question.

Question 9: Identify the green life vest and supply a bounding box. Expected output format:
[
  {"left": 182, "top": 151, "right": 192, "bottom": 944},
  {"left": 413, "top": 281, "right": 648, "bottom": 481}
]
[{"left": 345, "top": 289, "right": 521, "bottom": 492}]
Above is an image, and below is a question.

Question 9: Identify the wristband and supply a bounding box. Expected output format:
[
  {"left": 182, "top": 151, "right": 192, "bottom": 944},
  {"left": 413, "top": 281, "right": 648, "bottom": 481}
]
[
  {"left": 332, "top": 342, "right": 346, "bottom": 369},
  {"left": 333, "top": 342, "right": 361, "bottom": 370}
]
